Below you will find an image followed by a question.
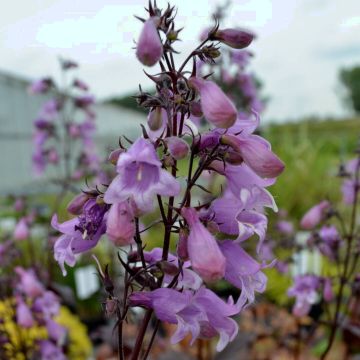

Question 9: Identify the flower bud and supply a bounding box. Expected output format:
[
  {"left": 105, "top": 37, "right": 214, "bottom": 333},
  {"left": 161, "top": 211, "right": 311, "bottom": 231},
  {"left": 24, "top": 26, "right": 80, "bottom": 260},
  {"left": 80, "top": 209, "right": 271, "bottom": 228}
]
[
  {"left": 190, "top": 101, "right": 203, "bottom": 117},
  {"left": 147, "top": 107, "right": 165, "bottom": 131},
  {"left": 213, "top": 28, "right": 254, "bottom": 49},
  {"left": 166, "top": 137, "right": 190, "bottom": 160},
  {"left": 177, "top": 228, "right": 189, "bottom": 260},
  {"left": 105, "top": 298, "right": 118, "bottom": 316},
  {"left": 300, "top": 201, "right": 330, "bottom": 230},
  {"left": 108, "top": 148, "right": 125, "bottom": 165},
  {"left": 14, "top": 218, "right": 29, "bottom": 240},
  {"left": 136, "top": 18, "right": 163, "bottom": 67},
  {"left": 181, "top": 207, "right": 226, "bottom": 282},
  {"left": 189, "top": 77, "right": 237, "bottom": 128},
  {"left": 106, "top": 201, "right": 135, "bottom": 246},
  {"left": 67, "top": 193, "right": 89, "bottom": 215}
]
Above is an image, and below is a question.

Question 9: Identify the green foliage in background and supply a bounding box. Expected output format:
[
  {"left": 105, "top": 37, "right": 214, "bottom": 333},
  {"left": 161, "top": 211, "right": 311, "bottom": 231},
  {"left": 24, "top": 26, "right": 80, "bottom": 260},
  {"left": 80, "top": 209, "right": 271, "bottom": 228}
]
[{"left": 339, "top": 66, "right": 360, "bottom": 114}]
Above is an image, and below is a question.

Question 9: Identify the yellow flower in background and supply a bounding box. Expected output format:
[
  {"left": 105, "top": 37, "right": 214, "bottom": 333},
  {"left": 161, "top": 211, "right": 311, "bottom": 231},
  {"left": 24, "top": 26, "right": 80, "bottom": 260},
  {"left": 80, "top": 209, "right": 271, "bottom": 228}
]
[
  {"left": 0, "top": 299, "right": 92, "bottom": 360},
  {"left": 55, "top": 306, "right": 92, "bottom": 360}
]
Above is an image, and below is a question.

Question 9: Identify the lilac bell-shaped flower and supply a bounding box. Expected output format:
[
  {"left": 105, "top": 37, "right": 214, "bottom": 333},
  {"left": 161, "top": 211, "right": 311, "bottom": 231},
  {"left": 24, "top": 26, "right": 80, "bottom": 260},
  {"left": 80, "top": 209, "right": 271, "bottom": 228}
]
[
  {"left": 136, "top": 18, "right": 163, "bottom": 67},
  {"left": 213, "top": 28, "right": 254, "bottom": 49},
  {"left": 166, "top": 137, "right": 190, "bottom": 160},
  {"left": 300, "top": 200, "right": 330, "bottom": 229},
  {"left": 181, "top": 207, "right": 226, "bottom": 281},
  {"left": 16, "top": 299, "right": 34, "bottom": 328},
  {"left": 14, "top": 218, "right": 30, "bottom": 240},
  {"left": 189, "top": 77, "right": 237, "bottom": 128},
  {"left": 106, "top": 201, "right": 136, "bottom": 246},
  {"left": 221, "top": 134, "right": 285, "bottom": 178}
]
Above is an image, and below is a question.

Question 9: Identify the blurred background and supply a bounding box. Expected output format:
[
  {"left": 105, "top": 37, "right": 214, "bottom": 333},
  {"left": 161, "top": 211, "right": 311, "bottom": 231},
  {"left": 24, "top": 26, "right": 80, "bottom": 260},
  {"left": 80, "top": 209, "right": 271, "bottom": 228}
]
[{"left": 0, "top": 0, "right": 359, "bottom": 359}]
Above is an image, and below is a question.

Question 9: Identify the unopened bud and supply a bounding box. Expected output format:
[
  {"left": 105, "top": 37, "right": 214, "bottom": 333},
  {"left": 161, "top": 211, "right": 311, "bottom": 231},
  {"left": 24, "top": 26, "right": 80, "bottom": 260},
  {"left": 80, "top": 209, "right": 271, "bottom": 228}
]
[
  {"left": 213, "top": 28, "right": 254, "bottom": 49},
  {"left": 166, "top": 137, "right": 190, "bottom": 160},
  {"left": 67, "top": 193, "right": 89, "bottom": 215},
  {"left": 136, "top": 18, "right": 163, "bottom": 67},
  {"left": 105, "top": 298, "right": 118, "bottom": 316},
  {"left": 108, "top": 148, "right": 125, "bottom": 165},
  {"left": 147, "top": 107, "right": 165, "bottom": 131}
]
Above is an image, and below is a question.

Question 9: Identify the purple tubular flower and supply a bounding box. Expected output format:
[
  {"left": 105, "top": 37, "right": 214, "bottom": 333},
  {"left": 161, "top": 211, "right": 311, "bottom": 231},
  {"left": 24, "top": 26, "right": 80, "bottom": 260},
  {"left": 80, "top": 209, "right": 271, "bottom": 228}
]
[
  {"left": 166, "top": 136, "right": 190, "bottom": 160},
  {"left": 104, "top": 138, "right": 180, "bottom": 212},
  {"left": 142, "top": 247, "right": 203, "bottom": 290},
  {"left": 39, "top": 340, "right": 66, "bottom": 360},
  {"left": 342, "top": 179, "right": 358, "bottom": 205},
  {"left": 14, "top": 217, "right": 30, "bottom": 240},
  {"left": 181, "top": 207, "right": 226, "bottom": 282},
  {"left": 28, "top": 78, "right": 52, "bottom": 94},
  {"left": 318, "top": 225, "right": 341, "bottom": 259},
  {"left": 15, "top": 267, "right": 45, "bottom": 298},
  {"left": 221, "top": 134, "right": 285, "bottom": 178},
  {"left": 189, "top": 77, "right": 237, "bottom": 128},
  {"left": 66, "top": 193, "right": 89, "bottom": 215},
  {"left": 136, "top": 17, "right": 163, "bottom": 66},
  {"left": 16, "top": 299, "right": 34, "bottom": 328},
  {"left": 214, "top": 28, "right": 254, "bottom": 49},
  {"left": 129, "top": 287, "right": 241, "bottom": 351},
  {"left": 288, "top": 275, "right": 320, "bottom": 317},
  {"left": 219, "top": 241, "right": 267, "bottom": 305},
  {"left": 33, "top": 291, "right": 60, "bottom": 318},
  {"left": 46, "top": 319, "right": 67, "bottom": 343},
  {"left": 51, "top": 199, "right": 108, "bottom": 275},
  {"left": 300, "top": 200, "right": 330, "bottom": 229},
  {"left": 276, "top": 220, "right": 294, "bottom": 235},
  {"left": 106, "top": 201, "right": 136, "bottom": 246}
]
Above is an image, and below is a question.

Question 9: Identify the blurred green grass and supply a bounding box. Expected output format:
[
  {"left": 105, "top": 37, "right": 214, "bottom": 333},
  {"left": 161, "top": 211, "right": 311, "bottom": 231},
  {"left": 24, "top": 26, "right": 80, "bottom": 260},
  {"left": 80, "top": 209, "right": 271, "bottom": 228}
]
[{"left": 264, "top": 117, "right": 359, "bottom": 220}]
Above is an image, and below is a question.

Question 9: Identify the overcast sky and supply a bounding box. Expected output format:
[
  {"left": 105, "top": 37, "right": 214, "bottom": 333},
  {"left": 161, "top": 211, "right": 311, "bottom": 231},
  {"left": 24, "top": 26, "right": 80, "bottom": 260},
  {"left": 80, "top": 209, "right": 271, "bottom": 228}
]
[{"left": 1, "top": 0, "right": 359, "bottom": 122}]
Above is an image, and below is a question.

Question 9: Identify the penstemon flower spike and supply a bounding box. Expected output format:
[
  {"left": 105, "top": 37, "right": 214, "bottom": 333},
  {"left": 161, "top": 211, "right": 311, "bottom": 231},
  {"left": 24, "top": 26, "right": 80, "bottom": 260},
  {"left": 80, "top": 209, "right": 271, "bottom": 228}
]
[{"left": 50, "top": 2, "right": 284, "bottom": 359}]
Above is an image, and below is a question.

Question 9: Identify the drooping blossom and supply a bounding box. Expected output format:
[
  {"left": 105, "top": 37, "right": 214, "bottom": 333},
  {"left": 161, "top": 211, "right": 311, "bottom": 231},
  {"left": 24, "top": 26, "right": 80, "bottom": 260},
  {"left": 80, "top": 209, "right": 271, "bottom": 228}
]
[
  {"left": 16, "top": 299, "right": 35, "bottom": 328},
  {"left": 51, "top": 199, "right": 108, "bottom": 275},
  {"left": 136, "top": 18, "right": 163, "bottom": 66},
  {"left": 318, "top": 225, "right": 341, "bottom": 260},
  {"left": 130, "top": 287, "right": 242, "bottom": 351},
  {"left": 189, "top": 77, "right": 237, "bottom": 128},
  {"left": 39, "top": 340, "right": 66, "bottom": 360},
  {"left": 106, "top": 201, "right": 136, "bottom": 246},
  {"left": 14, "top": 217, "right": 30, "bottom": 240},
  {"left": 181, "top": 207, "right": 226, "bottom": 282},
  {"left": 213, "top": 28, "right": 254, "bottom": 49},
  {"left": 300, "top": 200, "right": 330, "bottom": 229},
  {"left": 15, "top": 267, "right": 45, "bottom": 298},
  {"left": 219, "top": 240, "right": 269, "bottom": 305},
  {"left": 221, "top": 133, "right": 285, "bottom": 178},
  {"left": 288, "top": 275, "right": 320, "bottom": 317},
  {"left": 104, "top": 138, "right": 180, "bottom": 212}
]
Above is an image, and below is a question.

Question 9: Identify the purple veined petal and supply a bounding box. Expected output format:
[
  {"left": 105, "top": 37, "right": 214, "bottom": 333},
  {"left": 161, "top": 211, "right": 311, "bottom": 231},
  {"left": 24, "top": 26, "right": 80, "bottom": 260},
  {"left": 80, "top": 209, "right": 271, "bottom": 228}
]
[
  {"left": 172, "top": 307, "right": 202, "bottom": 345},
  {"left": 153, "top": 168, "right": 181, "bottom": 197},
  {"left": 189, "top": 77, "right": 237, "bottom": 129},
  {"left": 117, "top": 138, "right": 161, "bottom": 169},
  {"left": 213, "top": 317, "right": 238, "bottom": 352},
  {"left": 177, "top": 269, "right": 203, "bottom": 290},
  {"left": 15, "top": 267, "right": 45, "bottom": 298},
  {"left": 51, "top": 214, "right": 79, "bottom": 235},
  {"left": 227, "top": 110, "right": 260, "bottom": 135},
  {"left": 236, "top": 210, "right": 267, "bottom": 251},
  {"left": 54, "top": 235, "right": 77, "bottom": 276}
]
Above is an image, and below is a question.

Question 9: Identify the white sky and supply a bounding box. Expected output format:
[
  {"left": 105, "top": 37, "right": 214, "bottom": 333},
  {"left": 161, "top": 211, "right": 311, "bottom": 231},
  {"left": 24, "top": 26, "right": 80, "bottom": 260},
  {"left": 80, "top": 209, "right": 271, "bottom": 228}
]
[{"left": 1, "top": 0, "right": 360, "bottom": 122}]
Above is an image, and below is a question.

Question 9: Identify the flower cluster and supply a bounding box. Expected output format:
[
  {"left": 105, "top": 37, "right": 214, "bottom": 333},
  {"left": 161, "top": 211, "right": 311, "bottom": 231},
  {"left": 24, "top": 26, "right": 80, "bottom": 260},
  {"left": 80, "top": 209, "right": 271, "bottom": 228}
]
[
  {"left": 51, "top": 1, "right": 284, "bottom": 355},
  {"left": 30, "top": 59, "right": 101, "bottom": 181},
  {"left": 2, "top": 267, "right": 68, "bottom": 359}
]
